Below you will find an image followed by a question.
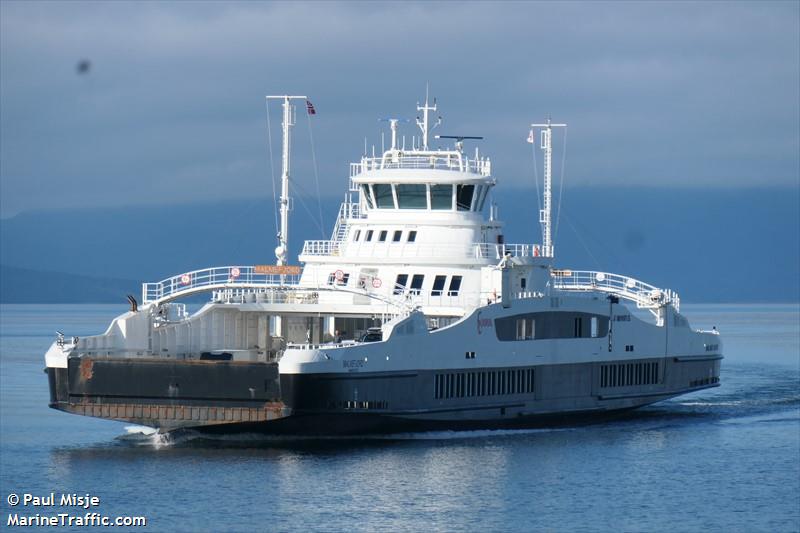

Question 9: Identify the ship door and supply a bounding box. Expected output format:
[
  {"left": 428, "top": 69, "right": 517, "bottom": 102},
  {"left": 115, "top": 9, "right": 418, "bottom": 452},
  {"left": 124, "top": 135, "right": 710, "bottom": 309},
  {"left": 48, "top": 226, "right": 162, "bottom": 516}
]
[{"left": 354, "top": 268, "right": 378, "bottom": 305}]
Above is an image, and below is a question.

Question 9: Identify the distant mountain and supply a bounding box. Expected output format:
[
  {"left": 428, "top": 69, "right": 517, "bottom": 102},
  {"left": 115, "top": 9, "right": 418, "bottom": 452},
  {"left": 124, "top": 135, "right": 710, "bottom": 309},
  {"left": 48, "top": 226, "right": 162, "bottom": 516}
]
[
  {"left": 0, "top": 264, "right": 139, "bottom": 303},
  {"left": 1, "top": 186, "right": 798, "bottom": 303}
]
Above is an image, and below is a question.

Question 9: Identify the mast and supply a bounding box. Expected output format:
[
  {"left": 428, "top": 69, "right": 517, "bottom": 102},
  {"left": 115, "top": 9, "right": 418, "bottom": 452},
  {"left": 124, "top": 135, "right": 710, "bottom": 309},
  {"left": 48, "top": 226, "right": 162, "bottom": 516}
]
[
  {"left": 416, "top": 90, "right": 440, "bottom": 151},
  {"left": 530, "top": 118, "right": 566, "bottom": 257},
  {"left": 266, "top": 95, "right": 307, "bottom": 265}
]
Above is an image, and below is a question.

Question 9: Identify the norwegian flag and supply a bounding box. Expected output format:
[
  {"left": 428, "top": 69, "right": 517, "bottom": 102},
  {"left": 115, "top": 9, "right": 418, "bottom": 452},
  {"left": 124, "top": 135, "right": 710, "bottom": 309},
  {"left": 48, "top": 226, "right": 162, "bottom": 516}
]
[{"left": 306, "top": 99, "right": 316, "bottom": 115}]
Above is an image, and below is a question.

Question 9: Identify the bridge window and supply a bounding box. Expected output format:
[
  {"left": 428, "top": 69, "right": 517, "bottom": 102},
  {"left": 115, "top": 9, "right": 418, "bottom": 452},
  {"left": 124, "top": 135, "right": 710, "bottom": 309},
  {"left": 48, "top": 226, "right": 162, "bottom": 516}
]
[
  {"left": 394, "top": 274, "right": 408, "bottom": 295},
  {"left": 431, "top": 184, "right": 453, "bottom": 210},
  {"left": 361, "top": 185, "right": 374, "bottom": 209},
  {"left": 396, "top": 184, "right": 427, "bottom": 209},
  {"left": 353, "top": 230, "right": 361, "bottom": 242},
  {"left": 410, "top": 274, "right": 424, "bottom": 295},
  {"left": 475, "top": 185, "right": 489, "bottom": 211},
  {"left": 408, "top": 230, "right": 417, "bottom": 242},
  {"left": 393, "top": 230, "right": 402, "bottom": 242},
  {"left": 365, "top": 230, "right": 374, "bottom": 242},
  {"left": 456, "top": 184, "right": 474, "bottom": 211},
  {"left": 432, "top": 275, "right": 447, "bottom": 296},
  {"left": 373, "top": 184, "right": 395, "bottom": 209},
  {"left": 448, "top": 275, "right": 463, "bottom": 296},
  {"left": 379, "top": 230, "right": 388, "bottom": 242}
]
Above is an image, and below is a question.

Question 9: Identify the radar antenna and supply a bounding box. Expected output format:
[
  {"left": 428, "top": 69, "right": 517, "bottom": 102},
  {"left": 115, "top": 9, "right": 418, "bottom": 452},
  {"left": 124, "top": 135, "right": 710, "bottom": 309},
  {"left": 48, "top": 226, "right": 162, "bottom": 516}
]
[{"left": 435, "top": 135, "right": 483, "bottom": 153}]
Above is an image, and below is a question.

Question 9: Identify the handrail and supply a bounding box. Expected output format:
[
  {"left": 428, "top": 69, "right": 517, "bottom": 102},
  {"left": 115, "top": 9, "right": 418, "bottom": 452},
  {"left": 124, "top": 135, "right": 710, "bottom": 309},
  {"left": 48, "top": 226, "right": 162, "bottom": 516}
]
[
  {"left": 300, "top": 241, "right": 546, "bottom": 260},
  {"left": 330, "top": 202, "right": 364, "bottom": 242},
  {"left": 142, "top": 266, "right": 300, "bottom": 305},
  {"left": 350, "top": 153, "right": 491, "bottom": 177},
  {"left": 551, "top": 270, "right": 680, "bottom": 312},
  {"left": 140, "top": 265, "right": 421, "bottom": 315}
]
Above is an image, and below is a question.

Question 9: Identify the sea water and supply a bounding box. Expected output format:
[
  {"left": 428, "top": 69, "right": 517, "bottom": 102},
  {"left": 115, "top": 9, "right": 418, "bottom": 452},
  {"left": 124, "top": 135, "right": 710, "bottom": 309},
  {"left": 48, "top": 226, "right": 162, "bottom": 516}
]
[{"left": 1, "top": 304, "right": 798, "bottom": 532}]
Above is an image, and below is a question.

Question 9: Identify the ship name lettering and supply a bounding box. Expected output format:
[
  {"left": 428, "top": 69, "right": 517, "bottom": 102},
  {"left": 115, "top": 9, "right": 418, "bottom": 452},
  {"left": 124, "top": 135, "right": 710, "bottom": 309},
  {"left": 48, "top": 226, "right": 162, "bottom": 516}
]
[{"left": 476, "top": 312, "right": 493, "bottom": 334}]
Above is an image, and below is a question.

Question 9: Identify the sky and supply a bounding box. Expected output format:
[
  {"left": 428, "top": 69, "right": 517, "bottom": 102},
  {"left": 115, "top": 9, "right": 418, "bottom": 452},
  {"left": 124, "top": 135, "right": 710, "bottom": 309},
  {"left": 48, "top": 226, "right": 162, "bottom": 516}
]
[{"left": 1, "top": 1, "right": 799, "bottom": 218}]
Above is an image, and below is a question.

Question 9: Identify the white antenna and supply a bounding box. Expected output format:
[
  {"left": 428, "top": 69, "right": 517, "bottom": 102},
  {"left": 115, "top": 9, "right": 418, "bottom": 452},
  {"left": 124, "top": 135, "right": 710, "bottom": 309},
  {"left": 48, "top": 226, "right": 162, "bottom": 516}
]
[
  {"left": 389, "top": 119, "right": 398, "bottom": 150},
  {"left": 266, "top": 95, "right": 307, "bottom": 265},
  {"left": 378, "top": 118, "right": 405, "bottom": 151},
  {"left": 530, "top": 117, "right": 566, "bottom": 257}
]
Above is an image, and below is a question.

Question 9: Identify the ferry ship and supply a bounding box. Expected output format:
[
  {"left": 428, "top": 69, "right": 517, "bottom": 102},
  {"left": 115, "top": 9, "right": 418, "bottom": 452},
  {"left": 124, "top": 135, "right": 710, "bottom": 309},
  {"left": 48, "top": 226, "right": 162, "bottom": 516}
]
[{"left": 44, "top": 94, "right": 723, "bottom": 434}]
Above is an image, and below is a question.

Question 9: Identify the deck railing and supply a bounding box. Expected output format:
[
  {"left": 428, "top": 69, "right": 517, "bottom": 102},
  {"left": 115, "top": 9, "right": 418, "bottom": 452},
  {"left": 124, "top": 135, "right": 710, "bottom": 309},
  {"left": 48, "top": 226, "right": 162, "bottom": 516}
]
[
  {"left": 350, "top": 153, "right": 491, "bottom": 177},
  {"left": 300, "top": 241, "right": 547, "bottom": 260},
  {"left": 551, "top": 270, "right": 680, "bottom": 312},
  {"left": 142, "top": 266, "right": 300, "bottom": 304}
]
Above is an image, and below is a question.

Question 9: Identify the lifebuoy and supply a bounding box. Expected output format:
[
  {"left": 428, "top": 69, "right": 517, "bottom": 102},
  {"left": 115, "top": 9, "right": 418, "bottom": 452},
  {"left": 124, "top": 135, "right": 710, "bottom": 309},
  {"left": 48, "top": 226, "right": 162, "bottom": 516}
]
[
  {"left": 180, "top": 274, "right": 191, "bottom": 286},
  {"left": 230, "top": 267, "right": 241, "bottom": 279},
  {"left": 372, "top": 278, "right": 382, "bottom": 289}
]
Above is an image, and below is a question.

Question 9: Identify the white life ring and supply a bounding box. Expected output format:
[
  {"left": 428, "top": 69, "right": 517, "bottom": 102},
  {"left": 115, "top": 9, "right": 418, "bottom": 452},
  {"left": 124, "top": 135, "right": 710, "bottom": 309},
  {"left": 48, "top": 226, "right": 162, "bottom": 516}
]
[
  {"left": 230, "top": 267, "right": 241, "bottom": 279},
  {"left": 372, "top": 278, "right": 382, "bottom": 289},
  {"left": 180, "top": 274, "right": 191, "bottom": 286}
]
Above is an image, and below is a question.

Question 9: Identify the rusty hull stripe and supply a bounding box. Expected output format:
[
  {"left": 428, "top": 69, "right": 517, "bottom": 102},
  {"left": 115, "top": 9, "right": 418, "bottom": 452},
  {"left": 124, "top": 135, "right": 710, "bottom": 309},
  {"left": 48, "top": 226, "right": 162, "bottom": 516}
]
[{"left": 60, "top": 401, "right": 286, "bottom": 428}]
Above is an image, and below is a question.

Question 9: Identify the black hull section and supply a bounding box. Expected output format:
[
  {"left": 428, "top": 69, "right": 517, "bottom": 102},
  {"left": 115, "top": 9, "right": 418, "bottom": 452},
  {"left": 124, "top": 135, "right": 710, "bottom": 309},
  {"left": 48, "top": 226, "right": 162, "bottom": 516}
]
[
  {"left": 193, "top": 407, "right": 642, "bottom": 436},
  {"left": 47, "top": 357, "right": 288, "bottom": 430},
  {"left": 47, "top": 354, "right": 721, "bottom": 435}
]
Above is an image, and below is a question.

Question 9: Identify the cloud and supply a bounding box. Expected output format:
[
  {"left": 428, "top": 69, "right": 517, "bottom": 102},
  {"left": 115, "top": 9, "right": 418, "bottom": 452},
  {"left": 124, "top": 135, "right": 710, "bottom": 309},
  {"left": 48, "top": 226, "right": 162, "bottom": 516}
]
[{"left": 1, "top": 1, "right": 798, "bottom": 217}]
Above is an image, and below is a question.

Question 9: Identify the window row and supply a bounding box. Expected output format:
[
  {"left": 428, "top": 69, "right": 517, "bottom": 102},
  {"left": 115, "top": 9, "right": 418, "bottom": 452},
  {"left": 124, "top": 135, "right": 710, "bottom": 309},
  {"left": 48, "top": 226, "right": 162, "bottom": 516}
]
[
  {"left": 600, "top": 361, "right": 660, "bottom": 388},
  {"left": 353, "top": 229, "right": 417, "bottom": 243},
  {"left": 434, "top": 368, "right": 535, "bottom": 400},
  {"left": 361, "top": 183, "right": 490, "bottom": 212},
  {"left": 394, "top": 274, "right": 462, "bottom": 296},
  {"left": 498, "top": 312, "right": 610, "bottom": 341}
]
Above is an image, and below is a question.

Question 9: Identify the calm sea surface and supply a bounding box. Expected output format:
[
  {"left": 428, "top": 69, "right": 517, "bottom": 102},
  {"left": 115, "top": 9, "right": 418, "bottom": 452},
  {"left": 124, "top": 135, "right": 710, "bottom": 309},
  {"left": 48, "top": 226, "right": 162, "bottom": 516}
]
[{"left": 1, "top": 303, "right": 798, "bottom": 532}]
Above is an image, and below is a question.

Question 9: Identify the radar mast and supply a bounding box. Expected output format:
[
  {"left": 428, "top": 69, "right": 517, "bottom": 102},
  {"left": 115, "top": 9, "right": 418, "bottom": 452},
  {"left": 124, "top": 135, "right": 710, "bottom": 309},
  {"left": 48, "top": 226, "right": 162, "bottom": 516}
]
[
  {"left": 530, "top": 118, "right": 566, "bottom": 257},
  {"left": 266, "top": 95, "right": 307, "bottom": 265}
]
